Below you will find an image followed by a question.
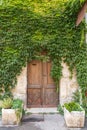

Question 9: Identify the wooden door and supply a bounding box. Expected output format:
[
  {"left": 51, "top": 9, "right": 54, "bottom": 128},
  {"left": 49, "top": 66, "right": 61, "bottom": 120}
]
[{"left": 27, "top": 60, "right": 59, "bottom": 108}]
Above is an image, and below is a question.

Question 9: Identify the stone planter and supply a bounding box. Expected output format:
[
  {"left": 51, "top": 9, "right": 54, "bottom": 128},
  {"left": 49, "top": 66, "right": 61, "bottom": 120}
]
[
  {"left": 2, "top": 109, "right": 22, "bottom": 125},
  {"left": 64, "top": 107, "right": 85, "bottom": 128}
]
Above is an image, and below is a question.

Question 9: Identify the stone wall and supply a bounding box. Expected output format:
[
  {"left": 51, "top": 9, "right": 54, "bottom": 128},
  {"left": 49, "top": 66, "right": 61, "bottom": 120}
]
[
  {"left": 12, "top": 67, "right": 27, "bottom": 108},
  {"left": 60, "top": 62, "right": 78, "bottom": 105},
  {"left": 12, "top": 62, "right": 78, "bottom": 108}
]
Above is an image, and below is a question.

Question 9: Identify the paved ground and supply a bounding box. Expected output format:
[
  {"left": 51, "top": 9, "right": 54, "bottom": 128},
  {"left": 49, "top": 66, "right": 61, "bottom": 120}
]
[{"left": 0, "top": 114, "right": 87, "bottom": 130}]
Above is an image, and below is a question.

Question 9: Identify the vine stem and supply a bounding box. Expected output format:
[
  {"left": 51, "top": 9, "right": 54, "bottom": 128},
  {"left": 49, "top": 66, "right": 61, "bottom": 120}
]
[
  {"left": 79, "top": 87, "right": 82, "bottom": 105},
  {"left": 85, "top": 13, "right": 87, "bottom": 44}
]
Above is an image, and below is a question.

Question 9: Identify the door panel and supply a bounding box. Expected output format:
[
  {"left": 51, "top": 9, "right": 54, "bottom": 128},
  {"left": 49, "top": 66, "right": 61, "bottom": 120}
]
[
  {"left": 44, "top": 61, "right": 58, "bottom": 107},
  {"left": 28, "top": 60, "right": 42, "bottom": 85},
  {"left": 27, "top": 89, "right": 42, "bottom": 107},
  {"left": 27, "top": 60, "right": 42, "bottom": 108},
  {"left": 45, "top": 89, "right": 58, "bottom": 107},
  {"left": 27, "top": 60, "right": 59, "bottom": 108}
]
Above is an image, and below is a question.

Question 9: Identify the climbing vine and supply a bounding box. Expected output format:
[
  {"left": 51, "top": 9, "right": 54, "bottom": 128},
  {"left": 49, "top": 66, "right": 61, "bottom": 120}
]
[{"left": 0, "top": 0, "right": 87, "bottom": 109}]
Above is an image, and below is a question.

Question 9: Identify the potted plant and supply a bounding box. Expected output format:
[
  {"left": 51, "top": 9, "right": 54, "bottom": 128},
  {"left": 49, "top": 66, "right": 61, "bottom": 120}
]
[
  {"left": 1, "top": 98, "right": 24, "bottom": 126},
  {"left": 64, "top": 102, "right": 85, "bottom": 128}
]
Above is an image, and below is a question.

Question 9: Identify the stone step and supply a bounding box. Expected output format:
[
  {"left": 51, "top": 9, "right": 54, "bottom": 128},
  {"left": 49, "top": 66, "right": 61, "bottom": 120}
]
[{"left": 22, "top": 114, "right": 44, "bottom": 122}]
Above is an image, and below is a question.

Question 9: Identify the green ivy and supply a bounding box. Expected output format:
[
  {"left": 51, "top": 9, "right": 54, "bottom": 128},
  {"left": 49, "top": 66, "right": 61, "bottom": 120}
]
[{"left": 0, "top": 0, "right": 87, "bottom": 109}]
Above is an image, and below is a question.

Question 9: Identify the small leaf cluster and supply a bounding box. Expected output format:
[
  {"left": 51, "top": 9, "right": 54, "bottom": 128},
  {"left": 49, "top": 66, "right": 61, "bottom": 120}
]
[
  {"left": 2, "top": 98, "right": 13, "bottom": 109},
  {"left": 64, "top": 102, "right": 83, "bottom": 112}
]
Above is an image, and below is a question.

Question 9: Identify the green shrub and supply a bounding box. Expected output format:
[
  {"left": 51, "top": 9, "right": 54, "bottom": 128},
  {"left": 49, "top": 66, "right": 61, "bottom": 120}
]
[
  {"left": 12, "top": 99, "right": 24, "bottom": 120},
  {"left": 57, "top": 105, "right": 64, "bottom": 115},
  {"left": 2, "top": 98, "right": 13, "bottom": 109},
  {"left": 12, "top": 99, "right": 23, "bottom": 109},
  {"left": 0, "top": 100, "right": 3, "bottom": 108},
  {"left": 0, "top": 108, "right": 2, "bottom": 116},
  {"left": 64, "top": 102, "right": 83, "bottom": 112},
  {"left": 2, "top": 98, "right": 24, "bottom": 120},
  {"left": 73, "top": 90, "right": 87, "bottom": 117}
]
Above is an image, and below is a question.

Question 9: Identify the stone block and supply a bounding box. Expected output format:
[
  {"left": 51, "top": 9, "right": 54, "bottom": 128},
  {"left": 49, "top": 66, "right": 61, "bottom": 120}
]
[
  {"left": 12, "top": 67, "right": 27, "bottom": 94},
  {"left": 2, "top": 109, "right": 21, "bottom": 125},
  {"left": 64, "top": 107, "right": 85, "bottom": 127},
  {"left": 60, "top": 62, "right": 78, "bottom": 105},
  {"left": 61, "top": 62, "right": 70, "bottom": 78}
]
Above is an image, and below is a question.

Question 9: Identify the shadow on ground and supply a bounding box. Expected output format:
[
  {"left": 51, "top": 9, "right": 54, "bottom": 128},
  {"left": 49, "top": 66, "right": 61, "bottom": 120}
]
[{"left": 0, "top": 114, "right": 87, "bottom": 130}]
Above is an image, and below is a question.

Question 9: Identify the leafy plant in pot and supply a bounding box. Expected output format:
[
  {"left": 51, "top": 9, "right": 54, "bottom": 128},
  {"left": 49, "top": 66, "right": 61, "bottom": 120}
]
[
  {"left": 64, "top": 102, "right": 85, "bottom": 128},
  {"left": 2, "top": 98, "right": 24, "bottom": 125}
]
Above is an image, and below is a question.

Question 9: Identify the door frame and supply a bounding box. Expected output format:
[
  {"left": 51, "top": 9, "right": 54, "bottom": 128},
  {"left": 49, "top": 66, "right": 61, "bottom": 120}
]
[{"left": 27, "top": 60, "right": 59, "bottom": 108}]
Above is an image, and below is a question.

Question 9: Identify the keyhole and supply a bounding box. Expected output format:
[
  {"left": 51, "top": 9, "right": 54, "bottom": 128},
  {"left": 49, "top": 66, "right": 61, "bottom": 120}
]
[{"left": 32, "top": 63, "right": 36, "bottom": 65}]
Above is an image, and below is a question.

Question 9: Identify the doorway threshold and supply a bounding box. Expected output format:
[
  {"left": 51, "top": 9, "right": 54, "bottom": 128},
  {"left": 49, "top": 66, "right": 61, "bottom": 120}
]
[{"left": 26, "top": 108, "right": 58, "bottom": 114}]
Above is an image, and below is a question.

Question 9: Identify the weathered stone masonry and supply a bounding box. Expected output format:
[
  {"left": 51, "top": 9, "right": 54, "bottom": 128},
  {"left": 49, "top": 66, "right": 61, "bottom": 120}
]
[{"left": 12, "top": 62, "right": 78, "bottom": 108}]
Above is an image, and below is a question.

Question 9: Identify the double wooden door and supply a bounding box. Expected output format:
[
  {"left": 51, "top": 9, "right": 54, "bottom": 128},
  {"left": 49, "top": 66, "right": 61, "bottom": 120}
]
[{"left": 27, "top": 60, "right": 58, "bottom": 108}]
